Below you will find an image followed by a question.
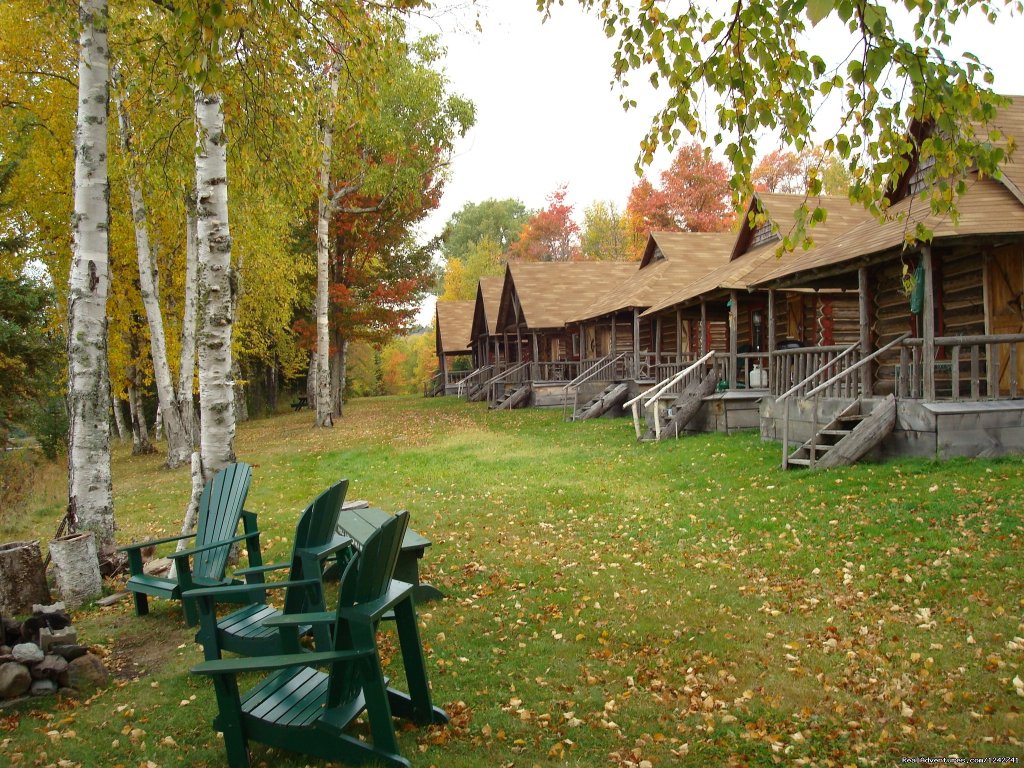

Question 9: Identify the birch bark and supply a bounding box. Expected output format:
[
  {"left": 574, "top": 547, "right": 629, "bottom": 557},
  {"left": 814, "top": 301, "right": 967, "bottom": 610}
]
[
  {"left": 114, "top": 89, "right": 192, "bottom": 468},
  {"left": 314, "top": 48, "right": 343, "bottom": 428},
  {"left": 66, "top": 0, "right": 114, "bottom": 560},
  {"left": 194, "top": 90, "right": 236, "bottom": 480},
  {"left": 178, "top": 199, "right": 199, "bottom": 443}
]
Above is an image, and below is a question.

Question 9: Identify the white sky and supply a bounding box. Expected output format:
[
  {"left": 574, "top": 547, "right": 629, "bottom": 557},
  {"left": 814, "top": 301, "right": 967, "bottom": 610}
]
[{"left": 411, "top": 2, "right": 1024, "bottom": 324}]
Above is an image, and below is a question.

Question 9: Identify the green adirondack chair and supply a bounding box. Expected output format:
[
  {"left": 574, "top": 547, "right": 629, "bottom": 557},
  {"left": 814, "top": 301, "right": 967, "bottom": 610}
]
[
  {"left": 192, "top": 510, "right": 448, "bottom": 768},
  {"left": 189, "top": 479, "right": 352, "bottom": 661},
  {"left": 119, "top": 462, "right": 263, "bottom": 626}
]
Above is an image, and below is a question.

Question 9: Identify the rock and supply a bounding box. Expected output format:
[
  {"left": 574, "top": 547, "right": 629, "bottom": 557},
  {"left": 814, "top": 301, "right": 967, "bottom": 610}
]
[
  {"left": 50, "top": 644, "right": 88, "bottom": 662},
  {"left": 29, "top": 678, "right": 57, "bottom": 696},
  {"left": 66, "top": 653, "right": 109, "bottom": 691},
  {"left": 39, "top": 626, "right": 77, "bottom": 653},
  {"left": 31, "top": 602, "right": 66, "bottom": 616},
  {"left": 12, "top": 643, "right": 44, "bottom": 664},
  {"left": 0, "top": 645, "right": 11, "bottom": 655},
  {"left": 0, "top": 662, "right": 31, "bottom": 699},
  {"left": 1, "top": 618, "right": 20, "bottom": 642},
  {"left": 31, "top": 654, "right": 68, "bottom": 681}
]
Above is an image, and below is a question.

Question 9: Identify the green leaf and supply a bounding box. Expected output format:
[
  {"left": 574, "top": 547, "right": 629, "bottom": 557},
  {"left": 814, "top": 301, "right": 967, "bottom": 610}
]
[{"left": 806, "top": 0, "right": 834, "bottom": 26}]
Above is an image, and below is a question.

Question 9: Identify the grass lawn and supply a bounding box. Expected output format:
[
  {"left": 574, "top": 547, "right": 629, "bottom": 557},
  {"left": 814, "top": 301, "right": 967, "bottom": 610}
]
[{"left": 1, "top": 395, "right": 1022, "bottom": 767}]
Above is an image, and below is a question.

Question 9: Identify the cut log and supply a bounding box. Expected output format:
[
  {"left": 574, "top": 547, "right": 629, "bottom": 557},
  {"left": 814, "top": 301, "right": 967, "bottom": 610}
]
[
  {"left": 644, "top": 373, "right": 717, "bottom": 441},
  {"left": 49, "top": 533, "right": 103, "bottom": 609},
  {"left": 500, "top": 384, "right": 532, "bottom": 410},
  {"left": 577, "top": 382, "right": 629, "bottom": 421},
  {"left": 0, "top": 541, "right": 50, "bottom": 616}
]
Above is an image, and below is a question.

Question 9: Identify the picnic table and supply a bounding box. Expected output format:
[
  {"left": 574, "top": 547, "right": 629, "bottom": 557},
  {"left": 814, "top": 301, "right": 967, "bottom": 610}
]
[
  {"left": 336, "top": 501, "right": 443, "bottom": 603},
  {"left": 290, "top": 395, "right": 308, "bottom": 411}
]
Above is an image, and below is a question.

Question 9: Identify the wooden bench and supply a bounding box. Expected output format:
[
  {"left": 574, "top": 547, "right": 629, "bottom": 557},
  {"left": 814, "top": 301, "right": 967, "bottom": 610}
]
[
  {"left": 335, "top": 501, "right": 443, "bottom": 603},
  {"left": 290, "top": 395, "right": 308, "bottom": 412}
]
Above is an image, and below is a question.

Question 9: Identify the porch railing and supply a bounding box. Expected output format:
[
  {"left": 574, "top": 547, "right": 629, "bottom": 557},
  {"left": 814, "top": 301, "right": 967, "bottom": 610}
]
[
  {"left": 530, "top": 360, "right": 581, "bottom": 383},
  {"left": 625, "top": 351, "right": 716, "bottom": 439},
  {"left": 480, "top": 361, "right": 531, "bottom": 403},
  {"left": 457, "top": 364, "right": 495, "bottom": 398},
  {"left": 895, "top": 333, "right": 1024, "bottom": 400},
  {"left": 423, "top": 371, "right": 443, "bottom": 397}
]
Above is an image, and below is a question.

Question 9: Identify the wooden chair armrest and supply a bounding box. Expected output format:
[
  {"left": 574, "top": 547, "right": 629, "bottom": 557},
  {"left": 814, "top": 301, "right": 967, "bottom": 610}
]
[
  {"left": 192, "top": 649, "right": 371, "bottom": 676},
  {"left": 262, "top": 610, "right": 335, "bottom": 628},
  {"left": 118, "top": 532, "right": 196, "bottom": 553},
  {"left": 184, "top": 578, "right": 321, "bottom": 601},
  {"left": 297, "top": 535, "right": 352, "bottom": 561},
  {"left": 233, "top": 562, "right": 288, "bottom": 577},
  {"left": 169, "top": 530, "right": 261, "bottom": 561}
]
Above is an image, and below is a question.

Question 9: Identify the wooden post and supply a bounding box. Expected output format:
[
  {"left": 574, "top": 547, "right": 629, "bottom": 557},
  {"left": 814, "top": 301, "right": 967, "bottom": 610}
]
[
  {"left": 611, "top": 314, "right": 617, "bottom": 355},
  {"left": 633, "top": 309, "right": 641, "bottom": 378},
  {"left": 858, "top": 266, "right": 873, "bottom": 397},
  {"left": 768, "top": 289, "right": 777, "bottom": 392},
  {"left": 532, "top": 333, "right": 540, "bottom": 365},
  {"left": 729, "top": 291, "right": 739, "bottom": 389},
  {"left": 515, "top": 324, "right": 522, "bottom": 363},
  {"left": 700, "top": 302, "right": 707, "bottom": 356},
  {"left": 676, "top": 308, "right": 684, "bottom": 358},
  {"left": 921, "top": 246, "right": 936, "bottom": 401},
  {"left": 654, "top": 315, "right": 662, "bottom": 364}
]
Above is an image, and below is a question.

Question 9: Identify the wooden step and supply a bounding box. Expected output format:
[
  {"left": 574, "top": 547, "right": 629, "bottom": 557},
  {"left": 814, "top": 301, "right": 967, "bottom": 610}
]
[{"left": 787, "top": 457, "right": 812, "bottom": 466}]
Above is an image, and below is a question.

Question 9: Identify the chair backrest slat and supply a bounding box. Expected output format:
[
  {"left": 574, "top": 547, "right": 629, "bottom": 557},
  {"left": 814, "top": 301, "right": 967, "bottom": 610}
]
[
  {"left": 193, "top": 463, "right": 253, "bottom": 579},
  {"left": 281, "top": 479, "right": 349, "bottom": 614}
]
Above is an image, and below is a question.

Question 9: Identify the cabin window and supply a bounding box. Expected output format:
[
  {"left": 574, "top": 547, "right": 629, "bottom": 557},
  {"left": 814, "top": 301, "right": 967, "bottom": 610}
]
[
  {"left": 572, "top": 333, "right": 580, "bottom": 357},
  {"left": 751, "top": 221, "right": 778, "bottom": 248}
]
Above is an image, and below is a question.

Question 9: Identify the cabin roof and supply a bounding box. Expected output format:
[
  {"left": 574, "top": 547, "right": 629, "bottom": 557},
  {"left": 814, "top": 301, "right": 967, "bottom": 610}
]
[
  {"left": 574, "top": 232, "right": 733, "bottom": 321},
  {"left": 753, "top": 175, "right": 1024, "bottom": 286},
  {"left": 983, "top": 95, "right": 1024, "bottom": 204},
  {"left": 435, "top": 300, "right": 475, "bottom": 356},
  {"left": 471, "top": 275, "right": 503, "bottom": 339},
  {"left": 497, "top": 261, "right": 637, "bottom": 331},
  {"left": 641, "top": 193, "right": 873, "bottom": 316}
]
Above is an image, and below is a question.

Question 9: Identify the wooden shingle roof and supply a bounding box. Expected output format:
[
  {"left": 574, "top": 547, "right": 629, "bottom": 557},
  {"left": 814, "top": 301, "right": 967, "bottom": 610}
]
[
  {"left": 497, "top": 262, "right": 637, "bottom": 331},
  {"left": 574, "top": 232, "right": 733, "bottom": 322},
  {"left": 435, "top": 300, "right": 474, "bottom": 356},
  {"left": 754, "top": 176, "right": 1024, "bottom": 286},
  {"left": 642, "top": 193, "right": 874, "bottom": 315}
]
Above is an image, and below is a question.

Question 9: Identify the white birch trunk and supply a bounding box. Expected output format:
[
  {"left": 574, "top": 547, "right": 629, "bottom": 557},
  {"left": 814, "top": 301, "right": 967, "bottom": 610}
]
[
  {"left": 110, "top": 381, "right": 127, "bottom": 442},
  {"left": 315, "top": 49, "right": 343, "bottom": 428},
  {"left": 169, "top": 451, "right": 204, "bottom": 579},
  {"left": 66, "top": 0, "right": 114, "bottom": 560},
  {"left": 178, "top": 198, "right": 200, "bottom": 444},
  {"left": 195, "top": 90, "right": 236, "bottom": 481},
  {"left": 114, "top": 90, "right": 191, "bottom": 468}
]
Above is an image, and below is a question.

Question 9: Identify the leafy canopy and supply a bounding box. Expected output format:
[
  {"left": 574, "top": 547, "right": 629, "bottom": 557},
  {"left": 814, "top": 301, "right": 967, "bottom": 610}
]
[{"left": 543, "top": 0, "right": 1021, "bottom": 248}]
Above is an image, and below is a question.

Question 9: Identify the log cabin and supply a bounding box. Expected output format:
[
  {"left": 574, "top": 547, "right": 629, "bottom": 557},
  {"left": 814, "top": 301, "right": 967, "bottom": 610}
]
[
  {"left": 487, "top": 261, "right": 636, "bottom": 409},
  {"left": 429, "top": 300, "right": 475, "bottom": 396},
  {"left": 749, "top": 99, "right": 1024, "bottom": 465},
  {"left": 634, "top": 193, "right": 873, "bottom": 434},
  {"left": 459, "top": 276, "right": 505, "bottom": 401}
]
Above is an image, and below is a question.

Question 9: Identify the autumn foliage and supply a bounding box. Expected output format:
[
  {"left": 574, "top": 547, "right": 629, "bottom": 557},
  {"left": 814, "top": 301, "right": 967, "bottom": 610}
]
[{"left": 506, "top": 186, "right": 581, "bottom": 262}]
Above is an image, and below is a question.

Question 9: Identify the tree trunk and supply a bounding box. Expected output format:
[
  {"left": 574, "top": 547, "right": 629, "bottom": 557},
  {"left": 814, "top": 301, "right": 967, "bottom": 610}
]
[
  {"left": 330, "top": 333, "right": 348, "bottom": 418},
  {"left": 266, "top": 358, "right": 278, "bottom": 413},
  {"left": 153, "top": 405, "right": 163, "bottom": 442},
  {"left": 306, "top": 351, "right": 317, "bottom": 409},
  {"left": 0, "top": 541, "right": 50, "bottom": 615},
  {"left": 49, "top": 532, "right": 102, "bottom": 609},
  {"left": 66, "top": 0, "right": 114, "bottom": 561},
  {"left": 178, "top": 195, "right": 200, "bottom": 446},
  {"left": 110, "top": 381, "right": 127, "bottom": 442},
  {"left": 114, "top": 88, "right": 191, "bottom": 469},
  {"left": 233, "top": 358, "right": 248, "bottom": 423},
  {"left": 126, "top": 365, "right": 155, "bottom": 456},
  {"left": 314, "top": 47, "right": 343, "bottom": 429},
  {"left": 169, "top": 451, "right": 205, "bottom": 579},
  {"left": 194, "top": 89, "right": 236, "bottom": 481}
]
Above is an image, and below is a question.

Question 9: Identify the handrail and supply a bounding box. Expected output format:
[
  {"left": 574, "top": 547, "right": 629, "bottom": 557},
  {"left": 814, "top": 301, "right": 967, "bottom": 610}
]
[
  {"left": 804, "top": 332, "right": 910, "bottom": 398},
  {"left": 477, "top": 361, "right": 528, "bottom": 390},
  {"left": 457, "top": 364, "right": 494, "bottom": 397},
  {"left": 777, "top": 342, "right": 861, "bottom": 402},
  {"left": 626, "top": 351, "right": 716, "bottom": 439},
  {"left": 562, "top": 353, "right": 626, "bottom": 392}
]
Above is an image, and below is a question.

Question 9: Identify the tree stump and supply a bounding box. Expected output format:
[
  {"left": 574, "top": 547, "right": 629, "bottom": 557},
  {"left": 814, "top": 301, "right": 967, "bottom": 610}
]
[
  {"left": 49, "top": 533, "right": 102, "bottom": 609},
  {"left": 0, "top": 541, "right": 51, "bottom": 616}
]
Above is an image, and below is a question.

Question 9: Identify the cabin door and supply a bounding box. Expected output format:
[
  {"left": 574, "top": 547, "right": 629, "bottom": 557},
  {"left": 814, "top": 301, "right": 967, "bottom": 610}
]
[{"left": 987, "top": 244, "right": 1024, "bottom": 395}]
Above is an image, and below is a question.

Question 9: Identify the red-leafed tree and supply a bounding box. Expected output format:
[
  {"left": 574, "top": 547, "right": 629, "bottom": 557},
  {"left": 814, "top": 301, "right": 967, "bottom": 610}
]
[
  {"left": 625, "top": 142, "right": 734, "bottom": 246},
  {"left": 506, "top": 185, "right": 581, "bottom": 262},
  {"left": 752, "top": 149, "right": 808, "bottom": 193}
]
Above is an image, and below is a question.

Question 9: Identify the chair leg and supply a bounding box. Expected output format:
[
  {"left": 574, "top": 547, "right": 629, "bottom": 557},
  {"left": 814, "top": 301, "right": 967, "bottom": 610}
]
[
  {"left": 182, "top": 597, "right": 199, "bottom": 627},
  {"left": 350, "top": 622, "right": 403, "bottom": 758},
  {"left": 393, "top": 596, "right": 447, "bottom": 725},
  {"left": 210, "top": 675, "right": 251, "bottom": 768},
  {"left": 132, "top": 591, "right": 149, "bottom": 617}
]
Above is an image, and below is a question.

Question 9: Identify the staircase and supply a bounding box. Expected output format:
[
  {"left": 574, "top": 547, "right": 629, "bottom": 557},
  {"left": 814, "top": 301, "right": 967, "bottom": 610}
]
[
  {"left": 490, "top": 383, "right": 531, "bottom": 411},
  {"left": 784, "top": 395, "right": 896, "bottom": 469},
  {"left": 641, "top": 371, "right": 717, "bottom": 441},
  {"left": 574, "top": 382, "right": 629, "bottom": 421}
]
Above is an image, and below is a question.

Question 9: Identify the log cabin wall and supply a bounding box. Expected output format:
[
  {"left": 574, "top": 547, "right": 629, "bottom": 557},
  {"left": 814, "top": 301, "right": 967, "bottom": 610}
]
[
  {"left": 658, "top": 317, "right": 678, "bottom": 356},
  {"left": 613, "top": 316, "right": 634, "bottom": 354},
  {"left": 824, "top": 294, "right": 861, "bottom": 347},
  {"left": 871, "top": 245, "right": 987, "bottom": 396},
  {"left": 638, "top": 317, "right": 652, "bottom": 352}
]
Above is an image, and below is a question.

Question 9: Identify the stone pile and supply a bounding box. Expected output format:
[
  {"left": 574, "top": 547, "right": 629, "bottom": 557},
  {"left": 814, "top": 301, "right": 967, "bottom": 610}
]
[{"left": 0, "top": 602, "right": 109, "bottom": 702}]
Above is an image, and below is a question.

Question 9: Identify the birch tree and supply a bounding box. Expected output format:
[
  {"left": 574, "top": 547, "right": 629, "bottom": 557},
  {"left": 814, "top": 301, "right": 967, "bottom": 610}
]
[
  {"left": 66, "top": 0, "right": 114, "bottom": 560},
  {"left": 113, "top": 77, "right": 193, "bottom": 468}
]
